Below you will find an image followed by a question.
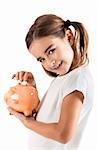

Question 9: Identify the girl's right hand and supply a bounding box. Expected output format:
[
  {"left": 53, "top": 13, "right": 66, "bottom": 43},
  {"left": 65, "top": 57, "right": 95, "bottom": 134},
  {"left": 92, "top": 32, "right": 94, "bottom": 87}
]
[{"left": 12, "top": 71, "right": 36, "bottom": 87}]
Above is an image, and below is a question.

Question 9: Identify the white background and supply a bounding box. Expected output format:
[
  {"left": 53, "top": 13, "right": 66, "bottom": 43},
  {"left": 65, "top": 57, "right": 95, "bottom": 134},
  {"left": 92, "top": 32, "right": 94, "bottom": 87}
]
[{"left": 0, "top": 0, "right": 99, "bottom": 149}]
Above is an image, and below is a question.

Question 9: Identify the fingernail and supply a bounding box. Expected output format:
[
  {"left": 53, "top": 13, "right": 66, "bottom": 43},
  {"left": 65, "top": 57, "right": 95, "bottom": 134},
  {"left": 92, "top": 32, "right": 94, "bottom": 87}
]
[{"left": 21, "top": 81, "right": 27, "bottom": 85}]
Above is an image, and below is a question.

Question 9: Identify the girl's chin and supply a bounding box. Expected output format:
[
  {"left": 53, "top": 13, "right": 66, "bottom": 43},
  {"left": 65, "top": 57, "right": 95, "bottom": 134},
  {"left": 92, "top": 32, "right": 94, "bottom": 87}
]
[{"left": 57, "top": 68, "right": 70, "bottom": 76}]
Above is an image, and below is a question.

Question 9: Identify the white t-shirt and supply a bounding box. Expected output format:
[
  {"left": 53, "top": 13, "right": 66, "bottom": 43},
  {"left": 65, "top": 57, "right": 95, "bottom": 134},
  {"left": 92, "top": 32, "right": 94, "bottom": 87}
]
[{"left": 28, "top": 64, "right": 94, "bottom": 150}]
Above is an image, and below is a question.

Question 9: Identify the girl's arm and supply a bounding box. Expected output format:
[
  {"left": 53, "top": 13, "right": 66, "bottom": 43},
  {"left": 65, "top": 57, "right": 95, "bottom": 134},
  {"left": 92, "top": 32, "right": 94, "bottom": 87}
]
[{"left": 8, "top": 90, "right": 84, "bottom": 144}]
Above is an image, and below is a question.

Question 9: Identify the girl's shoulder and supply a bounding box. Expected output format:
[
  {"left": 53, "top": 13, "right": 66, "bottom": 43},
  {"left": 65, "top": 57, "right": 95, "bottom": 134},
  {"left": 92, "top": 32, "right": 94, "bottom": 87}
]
[
  {"left": 58, "top": 64, "right": 93, "bottom": 102},
  {"left": 50, "top": 64, "right": 93, "bottom": 93},
  {"left": 55, "top": 64, "right": 93, "bottom": 93},
  {"left": 57, "top": 64, "right": 90, "bottom": 82}
]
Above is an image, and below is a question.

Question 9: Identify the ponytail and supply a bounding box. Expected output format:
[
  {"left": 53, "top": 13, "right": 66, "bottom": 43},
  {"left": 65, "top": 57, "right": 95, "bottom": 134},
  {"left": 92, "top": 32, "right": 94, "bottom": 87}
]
[{"left": 64, "top": 20, "right": 89, "bottom": 69}]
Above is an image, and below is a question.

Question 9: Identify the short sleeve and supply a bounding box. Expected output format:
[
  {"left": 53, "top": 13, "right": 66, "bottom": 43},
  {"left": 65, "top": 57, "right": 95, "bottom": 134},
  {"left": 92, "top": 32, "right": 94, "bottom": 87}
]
[{"left": 61, "top": 71, "right": 87, "bottom": 101}]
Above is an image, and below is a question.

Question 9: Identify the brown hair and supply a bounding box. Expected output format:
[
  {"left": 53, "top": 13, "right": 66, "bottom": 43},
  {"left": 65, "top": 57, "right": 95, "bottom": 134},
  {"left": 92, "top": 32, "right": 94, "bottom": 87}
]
[{"left": 25, "top": 14, "right": 89, "bottom": 77}]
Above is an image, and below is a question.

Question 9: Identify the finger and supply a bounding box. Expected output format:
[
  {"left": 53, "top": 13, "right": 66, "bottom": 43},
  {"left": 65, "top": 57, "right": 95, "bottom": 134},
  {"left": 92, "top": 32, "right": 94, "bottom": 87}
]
[
  {"left": 15, "top": 72, "right": 19, "bottom": 80},
  {"left": 8, "top": 107, "right": 26, "bottom": 121},
  {"left": 23, "top": 72, "right": 29, "bottom": 81},
  {"left": 19, "top": 71, "right": 25, "bottom": 81},
  {"left": 8, "top": 107, "right": 35, "bottom": 128},
  {"left": 28, "top": 72, "right": 34, "bottom": 79},
  {"left": 24, "top": 72, "right": 34, "bottom": 83},
  {"left": 15, "top": 112, "right": 26, "bottom": 122},
  {"left": 8, "top": 107, "right": 17, "bottom": 115},
  {"left": 12, "top": 74, "right": 16, "bottom": 79}
]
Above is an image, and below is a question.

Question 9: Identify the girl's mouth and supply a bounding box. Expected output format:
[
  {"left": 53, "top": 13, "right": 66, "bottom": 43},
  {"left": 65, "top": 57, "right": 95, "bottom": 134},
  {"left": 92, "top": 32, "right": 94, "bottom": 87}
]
[{"left": 54, "top": 61, "right": 63, "bottom": 70}]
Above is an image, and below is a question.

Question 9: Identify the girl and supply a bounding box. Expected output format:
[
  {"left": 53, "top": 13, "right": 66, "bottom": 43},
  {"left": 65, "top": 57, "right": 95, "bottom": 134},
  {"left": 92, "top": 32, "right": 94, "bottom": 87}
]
[{"left": 8, "top": 14, "right": 94, "bottom": 149}]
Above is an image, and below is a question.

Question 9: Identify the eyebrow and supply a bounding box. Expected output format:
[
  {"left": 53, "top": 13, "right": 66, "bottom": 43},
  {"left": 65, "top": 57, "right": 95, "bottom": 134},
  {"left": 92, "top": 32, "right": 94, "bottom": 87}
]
[
  {"left": 44, "top": 44, "right": 53, "bottom": 53},
  {"left": 37, "top": 44, "right": 53, "bottom": 61}
]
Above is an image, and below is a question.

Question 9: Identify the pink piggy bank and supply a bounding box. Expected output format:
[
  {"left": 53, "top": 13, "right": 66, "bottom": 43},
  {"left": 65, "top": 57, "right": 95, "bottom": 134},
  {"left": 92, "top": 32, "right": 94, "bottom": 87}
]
[{"left": 4, "top": 84, "right": 40, "bottom": 116}]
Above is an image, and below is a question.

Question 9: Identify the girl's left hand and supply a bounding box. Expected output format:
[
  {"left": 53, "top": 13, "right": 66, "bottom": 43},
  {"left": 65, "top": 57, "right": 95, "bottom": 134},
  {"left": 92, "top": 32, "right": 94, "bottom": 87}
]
[{"left": 8, "top": 107, "right": 35, "bottom": 128}]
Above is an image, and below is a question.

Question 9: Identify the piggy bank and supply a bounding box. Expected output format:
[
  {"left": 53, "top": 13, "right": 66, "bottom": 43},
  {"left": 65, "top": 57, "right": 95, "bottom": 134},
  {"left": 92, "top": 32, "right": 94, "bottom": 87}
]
[{"left": 4, "top": 83, "right": 40, "bottom": 116}]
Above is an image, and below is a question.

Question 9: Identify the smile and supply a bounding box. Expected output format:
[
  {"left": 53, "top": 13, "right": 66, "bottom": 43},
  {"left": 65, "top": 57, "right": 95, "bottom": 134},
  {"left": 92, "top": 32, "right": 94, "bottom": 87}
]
[{"left": 53, "top": 61, "right": 63, "bottom": 70}]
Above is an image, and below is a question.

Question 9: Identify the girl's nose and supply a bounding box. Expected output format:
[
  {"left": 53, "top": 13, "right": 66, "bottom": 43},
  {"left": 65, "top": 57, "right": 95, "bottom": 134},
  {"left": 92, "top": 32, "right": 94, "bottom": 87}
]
[{"left": 50, "top": 60, "right": 56, "bottom": 67}]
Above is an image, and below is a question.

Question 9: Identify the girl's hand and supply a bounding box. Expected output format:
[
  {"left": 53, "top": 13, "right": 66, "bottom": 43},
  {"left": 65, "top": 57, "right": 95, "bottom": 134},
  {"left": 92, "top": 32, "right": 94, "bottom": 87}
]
[
  {"left": 12, "top": 71, "right": 36, "bottom": 87},
  {"left": 8, "top": 107, "right": 35, "bottom": 128}
]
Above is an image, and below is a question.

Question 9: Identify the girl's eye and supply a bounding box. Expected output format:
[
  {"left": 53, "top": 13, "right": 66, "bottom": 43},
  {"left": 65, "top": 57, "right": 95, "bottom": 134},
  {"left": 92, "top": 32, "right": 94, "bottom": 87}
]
[
  {"left": 39, "top": 58, "right": 45, "bottom": 63},
  {"left": 48, "top": 48, "right": 55, "bottom": 55}
]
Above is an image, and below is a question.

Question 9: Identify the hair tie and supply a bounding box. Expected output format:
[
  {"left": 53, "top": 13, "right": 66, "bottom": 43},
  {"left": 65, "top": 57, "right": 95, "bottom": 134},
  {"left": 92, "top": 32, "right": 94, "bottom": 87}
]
[{"left": 64, "top": 20, "right": 71, "bottom": 28}]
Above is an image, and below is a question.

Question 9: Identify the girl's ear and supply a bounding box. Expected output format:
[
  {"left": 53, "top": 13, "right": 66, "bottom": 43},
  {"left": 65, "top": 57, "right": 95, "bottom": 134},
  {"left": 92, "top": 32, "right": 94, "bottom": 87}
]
[{"left": 65, "top": 29, "right": 74, "bottom": 46}]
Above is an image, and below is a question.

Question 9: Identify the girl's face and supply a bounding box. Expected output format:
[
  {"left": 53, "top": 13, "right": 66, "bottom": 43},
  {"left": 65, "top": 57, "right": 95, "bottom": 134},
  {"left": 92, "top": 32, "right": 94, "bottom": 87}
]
[{"left": 29, "top": 36, "right": 74, "bottom": 76}]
